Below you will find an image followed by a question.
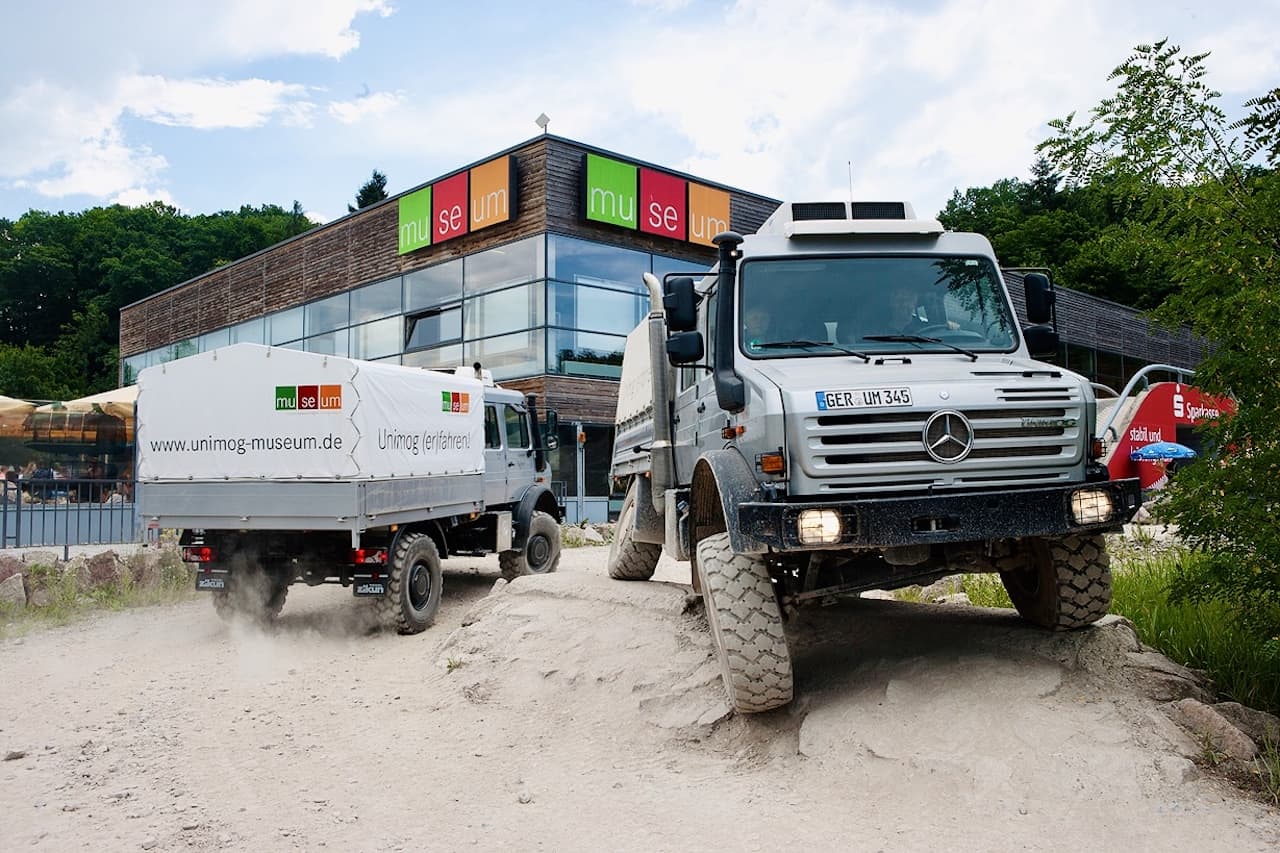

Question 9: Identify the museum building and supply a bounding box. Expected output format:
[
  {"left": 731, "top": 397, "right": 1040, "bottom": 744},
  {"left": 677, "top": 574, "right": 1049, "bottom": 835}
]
[{"left": 118, "top": 135, "right": 1207, "bottom": 522}]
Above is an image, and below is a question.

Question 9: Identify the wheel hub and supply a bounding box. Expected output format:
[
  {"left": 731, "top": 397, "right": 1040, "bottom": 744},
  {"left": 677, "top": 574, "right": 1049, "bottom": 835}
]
[
  {"left": 527, "top": 535, "right": 551, "bottom": 572},
  {"left": 409, "top": 563, "right": 431, "bottom": 607}
]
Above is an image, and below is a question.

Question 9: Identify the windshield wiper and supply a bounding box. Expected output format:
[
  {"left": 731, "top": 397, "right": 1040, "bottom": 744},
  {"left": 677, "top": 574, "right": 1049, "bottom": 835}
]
[
  {"left": 756, "top": 340, "right": 871, "bottom": 363},
  {"left": 862, "top": 334, "right": 979, "bottom": 362}
]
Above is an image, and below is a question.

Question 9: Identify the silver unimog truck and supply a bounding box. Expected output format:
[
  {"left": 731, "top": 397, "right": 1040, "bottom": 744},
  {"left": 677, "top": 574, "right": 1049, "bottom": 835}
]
[{"left": 608, "top": 201, "right": 1141, "bottom": 713}]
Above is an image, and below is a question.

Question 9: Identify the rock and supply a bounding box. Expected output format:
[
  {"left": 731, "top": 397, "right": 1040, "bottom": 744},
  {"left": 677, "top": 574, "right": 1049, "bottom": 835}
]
[
  {"left": 140, "top": 838, "right": 158, "bottom": 850},
  {"left": 919, "top": 575, "right": 964, "bottom": 601},
  {"left": 0, "top": 573, "right": 25, "bottom": 609},
  {"left": 937, "top": 592, "right": 970, "bottom": 606},
  {"left": 0, "top": 554, "right": 23, "bottom": 584},
  {"left": 1163, "top": 698, "right": 1258, "bottom": 762},
  {"left": 580, "top": 526, "right": 605, "bottom": 544},
  {"left": 1124, "top": 651, "right": 1214, "bottom": 703},
  {"left": 859, "top": 589, "right": 895, "bottom": 600},
  {"left": 4, "top": 749, "right": 26, "bottom": 760},
  {"left": 1131, "top": 505, "right": 1152, "bottom": 524},
  {"left": 84, "top": 552, "right": 120, "bottom": 588},
  {"left": 21, "top": 551, "right": 59, "bottom": 569},
  {"left": 1212, "top": 701, "right": 1280, "bottom": 745},
  {"left": 517, "top": 790, "right": 533, "bottom": 804},
  {"left": 1157, "top": 755, "right": 1199, "bottom": 784}
]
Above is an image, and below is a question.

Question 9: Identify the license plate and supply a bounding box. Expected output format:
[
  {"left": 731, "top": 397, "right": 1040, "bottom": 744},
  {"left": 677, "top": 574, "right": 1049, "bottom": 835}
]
[
  {"left": 353, "top": 582, "right": 386, "bottom": 597},
  {"left": 196, "top": 575, "right": 226, "bottom": 591},
  {"left": 816, "top": 387, "right": 912, "bottom": 410}
]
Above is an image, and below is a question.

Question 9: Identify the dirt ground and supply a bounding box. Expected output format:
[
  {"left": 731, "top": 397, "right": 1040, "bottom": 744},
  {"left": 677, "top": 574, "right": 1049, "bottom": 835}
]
[{"left": 1, "top": 546, "right": 1277, "bottom": 852}]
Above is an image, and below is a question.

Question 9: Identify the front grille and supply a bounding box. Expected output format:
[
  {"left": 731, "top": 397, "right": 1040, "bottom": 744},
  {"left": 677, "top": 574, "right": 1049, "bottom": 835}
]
[{"left": 802, "top": 398, "right": 1084, "bottom": 491}]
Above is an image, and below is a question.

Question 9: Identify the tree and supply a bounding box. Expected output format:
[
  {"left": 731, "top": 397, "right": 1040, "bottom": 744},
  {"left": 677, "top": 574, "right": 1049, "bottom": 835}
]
[
  {"left": 0, "top": 343, "right": 71, "bottom": 400},
  {"left": 1039, "top": 40, "right": 1280, "bottom": 633},
  {"left": 348, "top": 170, "right": 389, "bottom": 213}
]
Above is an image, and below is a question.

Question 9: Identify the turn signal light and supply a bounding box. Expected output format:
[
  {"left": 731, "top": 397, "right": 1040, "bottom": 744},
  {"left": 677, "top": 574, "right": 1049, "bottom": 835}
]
[
  {"left": 758, "top": 452, "right": 785, "bottom": 475},
  {"left": 1089, "top": 437, "right": 1105, "bottom": 460},
  {"left": 182, "top": 546, "right": 214, "bottom": 563}
]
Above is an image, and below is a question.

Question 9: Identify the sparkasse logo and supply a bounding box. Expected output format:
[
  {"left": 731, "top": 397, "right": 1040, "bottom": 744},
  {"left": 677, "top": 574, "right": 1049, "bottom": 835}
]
[
  {"left": 440, "top": 391, "right": 470, "bottom": 413},
  {"left": 276, "top": 384, "right": 342, "bottom": 411}
]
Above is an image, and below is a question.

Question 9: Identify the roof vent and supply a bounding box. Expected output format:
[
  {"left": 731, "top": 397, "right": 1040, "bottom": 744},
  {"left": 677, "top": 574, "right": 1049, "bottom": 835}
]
[
  {"left": 851, "top": 202, "right": 907, "bottom": 220},
  {"left": 791, "top": 202, "right": 847, "bottom": 221}
]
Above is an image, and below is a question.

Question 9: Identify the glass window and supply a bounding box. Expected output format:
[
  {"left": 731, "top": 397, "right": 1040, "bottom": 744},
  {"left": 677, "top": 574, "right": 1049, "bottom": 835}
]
[
  {"left": 466, "top": 282, "right": 543, "bottom": 340},
  {"left": 405, "top": 259, "right": 463, "bottom": 311},
  {"left": 306, "top": 292, "right": 349, "bottom": 336},
  {"left": 466, "top": 330, "right": 543, "bottom": 381},
  {"left": 121, "top": 355, "right": 148, "bottom": 385},
  {"left": 230, "top": 317, "right": 265, "bottom": 345},
  {"left": 405, "top": 307, "right": 462, "bottom": 351},
  {"left": 484, "top": 406, "right": 502, "bottom": 449},
  {"left": 547, "top": 329, "right": 626, "bottom": 378},
  {"left": 164, "top": 339, "right": 198, "bottom": 362},
  {"left": 548, "top": 282, "right": 645, "bottom": 335},
  {"left": 504, "top": 405, "right": 530, "bottom": 450},
  {"left": 548, "top": 235, "right": 647, "bottom": 291},
  {"left": 199, "top": 327, "right": 231, "bottom": 352},
  {"left": 738, "top": 255, "right": 1017, "bottom": 358},
  {"left": 403, "top": 344, "right": 463, "bottom": 371},
  {"left": 275, "top": 340, "right": 305, "bottom": 352},
  {"left": 352, "top": 277, "right": 402, "bottom": 324},
  {"left": 464, "top": 236, "right": 545, "bottom": 294},
  {"left": 550, "top": 423, "right": 578, "bottom": 497},
  {"left": 652, "top": 253, "right": 710, "bottom": 279},
  {"left": 351, "top": 317, "right": 402, "bottom": 360},
  {"left": 269, "top": 307, "right": 304, "bottom": 344},
  {"left": 1096, "top": 349, "right": 1123, "bottom": 393},
  {"left": 305, "top": 328, "right": 349, "bottom": 357},
  {"left": 1067, "top": 344, "right": 1096, "bottom": 380},
  {"left": 582, "top": 424, "right": 613, "bottom": 497}
]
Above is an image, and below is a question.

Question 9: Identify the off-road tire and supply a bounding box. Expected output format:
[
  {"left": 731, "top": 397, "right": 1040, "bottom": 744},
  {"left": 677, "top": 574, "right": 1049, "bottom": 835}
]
[
  {"left": 211, "top": 573, "right": 288, "bottom": 624},
  {"left": 694, "top": 532, "right": 793, "bottom": 713},
  {"left": 499, "top": 511, "right": 561, "bottom": 581},
  {"left": 376, "top": 532, "right": 442, "bottom": 634},
  {"left": 998, "top": 534, "right": 1111, "bottom": 631},
  {"left": 607, "top": 482, "right": 661, "bottom": 581}
]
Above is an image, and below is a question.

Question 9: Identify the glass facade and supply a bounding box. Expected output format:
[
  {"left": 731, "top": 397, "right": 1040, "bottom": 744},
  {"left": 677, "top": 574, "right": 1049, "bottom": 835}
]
[{"left": 121, "top": 234, "right": 710, "bottom": 389}]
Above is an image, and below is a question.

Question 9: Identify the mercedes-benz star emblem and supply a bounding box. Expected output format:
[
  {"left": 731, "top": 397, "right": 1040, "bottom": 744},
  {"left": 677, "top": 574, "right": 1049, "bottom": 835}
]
[{"left": 922, "top": 410, "right": 974, "bottom": 463}]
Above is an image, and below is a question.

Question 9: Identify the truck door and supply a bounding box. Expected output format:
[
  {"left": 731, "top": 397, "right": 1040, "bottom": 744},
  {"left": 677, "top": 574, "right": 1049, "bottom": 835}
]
[
  {"left": 483, "top": 404, "right": 507, "bottom": 506},
  {"left": 674, "top": 282, "right": 722, "bottom": 476},
  {"left": 503, "top": 403, "right": 534, "bottom": 504}
]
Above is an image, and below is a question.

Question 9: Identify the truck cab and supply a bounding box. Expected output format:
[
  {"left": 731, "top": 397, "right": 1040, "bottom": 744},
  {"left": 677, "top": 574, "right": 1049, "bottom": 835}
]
[{"left": 608, "top": 201, "right": 1141, "bottom": 713}]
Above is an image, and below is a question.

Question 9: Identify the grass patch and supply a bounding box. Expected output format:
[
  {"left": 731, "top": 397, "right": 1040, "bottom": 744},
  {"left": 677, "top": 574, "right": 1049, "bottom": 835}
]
[
  {"left": 0, "top": 548, "right": 194, "bottom": 637},
  {"left": 962, "top": 573, "right": 1013, "bottom": 609}
]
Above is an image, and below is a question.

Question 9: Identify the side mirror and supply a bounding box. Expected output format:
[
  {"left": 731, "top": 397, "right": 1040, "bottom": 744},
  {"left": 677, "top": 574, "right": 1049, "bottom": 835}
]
[
  {"left": 1022, "top": 324, "right": 1059, "bottom": 359},
  {"left": 666, "top": 331, "right": 704, "bottom": 365},
  {"left": 663, "top": 277, "right": 698, "bottom": 332},
  {"left": 1024, "top": 272, "right": 1055, "bottom": 325},
  {"left": 541, "top": 410, "right": 560, "bottom": 450}
]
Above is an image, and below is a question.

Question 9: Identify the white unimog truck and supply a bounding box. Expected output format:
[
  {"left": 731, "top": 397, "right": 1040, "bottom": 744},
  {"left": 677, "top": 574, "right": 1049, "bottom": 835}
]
[
  {"left": 136, "top": 343, "right": 562, "bottom": 633},
  {"left": 608, "top": 201, "right": 1142, "bottom": 712}
]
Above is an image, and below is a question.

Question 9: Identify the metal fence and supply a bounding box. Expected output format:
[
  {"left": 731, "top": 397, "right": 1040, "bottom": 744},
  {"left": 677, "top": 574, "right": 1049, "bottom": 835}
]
[{"left": 1, "top": 478, "right": 140, "bottom": 552}]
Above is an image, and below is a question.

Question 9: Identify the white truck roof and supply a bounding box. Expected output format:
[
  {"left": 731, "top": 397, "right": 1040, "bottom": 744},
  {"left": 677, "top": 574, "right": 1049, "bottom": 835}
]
[{"left": 136, "top": 343, "right": 485, "bottom": 482}]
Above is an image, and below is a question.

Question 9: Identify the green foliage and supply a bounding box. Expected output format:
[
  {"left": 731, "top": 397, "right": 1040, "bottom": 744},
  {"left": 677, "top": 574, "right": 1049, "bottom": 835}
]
[
  {"left": 349, "top": 170, "right": 389, "bottom": 213},
  {"left": 1037, "top": 39, "right": 1280, "bottom": 637},
  {"left": 0, "top": 343, "right": 73, "bottom": 400},
  {"left": 0, "top": 201, "right": 313, "bottom": 398}
]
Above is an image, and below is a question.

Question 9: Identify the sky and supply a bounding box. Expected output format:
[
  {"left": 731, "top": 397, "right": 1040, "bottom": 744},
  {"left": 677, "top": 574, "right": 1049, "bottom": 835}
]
[{"left": 1, "top": 0, "right": 1277, "bottom": 224}]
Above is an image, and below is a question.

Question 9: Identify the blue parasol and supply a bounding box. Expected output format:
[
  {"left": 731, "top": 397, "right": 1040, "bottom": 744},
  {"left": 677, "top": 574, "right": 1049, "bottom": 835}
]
[{"left": 1130, "top": 441, "right": 1198, "bottom": 462}]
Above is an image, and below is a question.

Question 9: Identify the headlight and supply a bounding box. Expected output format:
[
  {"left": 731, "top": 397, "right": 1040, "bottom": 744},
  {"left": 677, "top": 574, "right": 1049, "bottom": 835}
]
[
  {"left": 1071, "top": 489, "right": 1114, "bottom": 525},
  {"left": 797, "top": 509, "right": 842, "bottom": 544}
]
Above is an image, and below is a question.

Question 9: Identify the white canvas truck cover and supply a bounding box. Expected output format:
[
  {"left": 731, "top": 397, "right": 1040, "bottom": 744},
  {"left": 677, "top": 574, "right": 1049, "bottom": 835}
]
[{"left": 136, "top": 343, "right": 484, "bottom": 481}]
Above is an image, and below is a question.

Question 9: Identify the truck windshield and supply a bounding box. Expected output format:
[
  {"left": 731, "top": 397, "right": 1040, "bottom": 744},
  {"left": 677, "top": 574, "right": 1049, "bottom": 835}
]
[{"left": 739, "top": 255, "right": 1018, "bottom": 357}]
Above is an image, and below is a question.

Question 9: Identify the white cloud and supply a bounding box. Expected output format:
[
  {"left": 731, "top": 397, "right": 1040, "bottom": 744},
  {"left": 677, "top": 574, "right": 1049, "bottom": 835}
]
[
  {"left": 0, "top": 0, "right": 392, "bottom": 204},
  {"left": 112, "top": 186, "right": 179, "bottom": 208},
  {"left": 119, "top": 75, "right": 313, "bottom": 130},
  {"left": 328, "top": 90, "right": 404, "bottom": 125}
]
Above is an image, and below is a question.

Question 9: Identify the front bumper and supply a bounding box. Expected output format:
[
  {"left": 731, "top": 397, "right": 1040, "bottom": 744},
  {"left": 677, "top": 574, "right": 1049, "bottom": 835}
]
[{"left": 737, "top": 478, "right": 1141, "bottom": 550}]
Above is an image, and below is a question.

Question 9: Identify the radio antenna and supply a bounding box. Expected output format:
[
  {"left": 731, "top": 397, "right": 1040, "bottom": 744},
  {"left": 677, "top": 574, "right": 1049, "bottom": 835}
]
[{"left": 847, "top": 160, "right": 854, "bottom": 203}]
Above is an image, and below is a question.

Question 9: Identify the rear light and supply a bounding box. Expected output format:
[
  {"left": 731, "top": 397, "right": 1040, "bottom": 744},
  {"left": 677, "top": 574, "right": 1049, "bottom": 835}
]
[
  {"left": 351, "top": 549, "right": 388, "bottom": 565},
  {"left": 183, "top": 546, "right": 215, "bottom": 563}
]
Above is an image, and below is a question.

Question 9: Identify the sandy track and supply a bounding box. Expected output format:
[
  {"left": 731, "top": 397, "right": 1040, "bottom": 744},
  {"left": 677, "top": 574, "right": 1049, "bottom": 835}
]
[{"left": 1, "top": 546, "right": 1277, "bottom": 852}]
